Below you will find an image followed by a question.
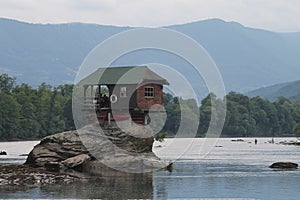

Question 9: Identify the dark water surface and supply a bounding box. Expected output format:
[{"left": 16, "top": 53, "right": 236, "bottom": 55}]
[{"left": 1, "top": 138, "right": 300, "bottom": 199}]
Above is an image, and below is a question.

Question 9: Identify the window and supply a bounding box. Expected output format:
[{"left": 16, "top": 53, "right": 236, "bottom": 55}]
[
  {"left": 144, "top": 87, "right": 154, "bottom": 98},
  {"left": 120, "top": 87, "right": 127, "bottom": 97}
]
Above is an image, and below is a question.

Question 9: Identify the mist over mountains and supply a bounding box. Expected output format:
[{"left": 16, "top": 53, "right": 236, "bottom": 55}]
[{"left": 0, "top": 18, "right": 300, "bottom": 93}]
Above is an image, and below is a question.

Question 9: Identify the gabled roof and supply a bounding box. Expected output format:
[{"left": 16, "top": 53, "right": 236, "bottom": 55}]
[{"left": 79, "top": 66, "right": 169, "bottom": 85}]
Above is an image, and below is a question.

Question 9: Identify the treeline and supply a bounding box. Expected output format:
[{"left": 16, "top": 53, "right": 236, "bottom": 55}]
[
  {"left": 162, "top": 92, "right": 300, "bottom": 137},
  {"left": 1, "top": 73, "right": 300, "bottom": 140},
  {"left": 0, "top": 74, "right": 74, "bottom": 140}
]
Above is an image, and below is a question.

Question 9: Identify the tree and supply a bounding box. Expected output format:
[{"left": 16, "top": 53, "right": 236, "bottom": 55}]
[
  {"left": 0, "top": 74, "right": 16, "bottom": 93},
  {"left": 0, "top": 93, "right": 21, "bottom": 139},
  {"left": 294, "top": 123, "right": 300, "bottom": 138},
  {"left": 13, "top": 88, "right": 39, "bottom": 139}
]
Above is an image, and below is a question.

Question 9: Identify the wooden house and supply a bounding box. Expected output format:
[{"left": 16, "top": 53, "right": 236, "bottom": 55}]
[{"left": 80, "top": 66, "right": 169, "bottom": 124}]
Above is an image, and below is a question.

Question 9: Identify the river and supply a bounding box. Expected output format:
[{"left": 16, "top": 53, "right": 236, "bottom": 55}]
[{"left": 0, "top": 138, "right": 299, "bottom": 199}]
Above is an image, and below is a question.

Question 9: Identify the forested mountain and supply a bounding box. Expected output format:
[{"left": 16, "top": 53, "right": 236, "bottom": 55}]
[
  {"left": 1, "top": 18, "right": 300, "bottom": 93},
  {"left": 246, "top": 80, "right": 300, "bottom": 102}
]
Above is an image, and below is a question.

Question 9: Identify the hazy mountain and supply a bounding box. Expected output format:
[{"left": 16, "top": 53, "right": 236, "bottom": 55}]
[
  {"left": 246, "top": 80, "right": 300, "bottom": 101},
  {"left": 1, "top": 18, "right": 300, "bottom": 93},
  {"left": 0, "top": 18, "right": 130, "bottom": 86}
]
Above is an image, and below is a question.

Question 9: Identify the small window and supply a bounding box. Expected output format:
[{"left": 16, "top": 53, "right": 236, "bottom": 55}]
[
  {"left": 144, "top": 87, "right": 154, "bottom": 98},
  {"left": 120, "top": 87, "right": 127, "bottom": 97}
]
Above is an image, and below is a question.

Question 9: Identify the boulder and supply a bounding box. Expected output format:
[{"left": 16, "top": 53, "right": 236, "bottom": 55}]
[
  {"left": 231, "top": 139, "right": 245, "bottom": 142},
  {"left": 279, "top": 141, "right": 300, "bottom": 146},
  {"left": 269, "top": 162, "right": 298, "bottom": 169},
  {"left": 25, "top": 124, "right": 166, "bottom": 174},
  {"left": 25, "top": 130, "right": 88, "bottom": 168},
  {"left": 61, "top": 154, "right": 91, "bottom": 169}
]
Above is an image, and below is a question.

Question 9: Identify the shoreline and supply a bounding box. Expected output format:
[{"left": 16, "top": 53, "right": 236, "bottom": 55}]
[{"left": 0, "top": 136, "right": 298, "bottom": 142}]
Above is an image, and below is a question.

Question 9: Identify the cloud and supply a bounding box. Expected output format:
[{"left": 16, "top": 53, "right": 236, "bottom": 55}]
[
  {"left": 0, "top": 0, "right": 299, "bottom": 32},
  {"left": 67, "top": 0, "right": 116, "bottom": 12}
]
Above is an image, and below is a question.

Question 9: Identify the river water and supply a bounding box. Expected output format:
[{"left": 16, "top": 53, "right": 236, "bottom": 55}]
[{"left": 0, "top": 138, "right": 300, "bottom": 199}]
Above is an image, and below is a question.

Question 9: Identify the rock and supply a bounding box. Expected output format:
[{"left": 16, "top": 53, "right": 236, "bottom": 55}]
[
  {"left": 231, "top": 139, "right": 245, "bottom": 142},
  {"left": 61, "top": 154, "right": 91, "bottom": 169},
  {"left": 0, "top": 165, "right": 78, "bottom": 186},
  {"left": 25, "top": 124, "right": 166, "bottom": 174},
  {"left": 44, "top": 162, "right": 61, "bottom": 172},
  {"left": 25, "top": 130, "right": 89, "bottom": 168},
  {"left": 166, "top": 162, "right": 174, "bottom": 172},
  {"left": 269, "top": 162, "right": 298, "bottom": 169},
  {"left": 279, "top": 141, "right": 300, "bottom": 146}
]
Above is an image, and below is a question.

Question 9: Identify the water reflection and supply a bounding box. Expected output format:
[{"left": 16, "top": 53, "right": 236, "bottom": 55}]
[{"left": 0, "top": 173, "right": 153, "bottom": 199}]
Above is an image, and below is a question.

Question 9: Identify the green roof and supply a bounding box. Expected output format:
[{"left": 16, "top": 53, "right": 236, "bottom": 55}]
[{"left": 79, "top": 66, "right": 169, "bottom": 85}]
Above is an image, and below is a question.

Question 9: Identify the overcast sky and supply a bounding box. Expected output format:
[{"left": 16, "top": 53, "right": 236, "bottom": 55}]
[{"left": 0, "top": 0, "right": 299, "bottom": 32}]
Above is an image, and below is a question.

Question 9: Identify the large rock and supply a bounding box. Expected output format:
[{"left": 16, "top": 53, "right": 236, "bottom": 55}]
[
  {"left": 269, "top": 162, "right": 298, "bottom": 169},
  {"left": 61, "top": 154, "right": 91, "bottom": 169},
  {"left": 25, "top": 130, "right": 89, "bottom": 168},
  {"left": 25, "top": 124, "right": 165, "bottom": 174}
]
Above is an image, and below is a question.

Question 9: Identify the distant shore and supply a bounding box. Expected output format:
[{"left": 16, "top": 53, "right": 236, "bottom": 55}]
[{"left": 0, "top": 135, "right": 298, "bottom": 142}]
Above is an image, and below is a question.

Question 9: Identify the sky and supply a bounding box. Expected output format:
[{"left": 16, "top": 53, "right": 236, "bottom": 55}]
[{"left": 0, "top": 0, "right": 300, "bottom": 32}]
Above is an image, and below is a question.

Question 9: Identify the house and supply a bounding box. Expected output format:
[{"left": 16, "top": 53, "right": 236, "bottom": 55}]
[{"left": 79, "top": 66, "right": 169, "bottom": 124}]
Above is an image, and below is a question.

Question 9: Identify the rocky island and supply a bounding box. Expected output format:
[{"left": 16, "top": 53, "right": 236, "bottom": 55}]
[{"left": 0, "top": 124, "right": 167, "bottom": 186}]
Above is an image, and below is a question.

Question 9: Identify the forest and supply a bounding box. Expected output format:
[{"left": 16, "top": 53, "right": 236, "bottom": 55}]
[
  {"left": 0, "top": 74, "right": 74, "bottom": 140},
  {"left": 162, "top": 92, "right": 300, "bottom": 137},
  {"left": 1, "top": 73, "right": 300, "bottom": 140}
]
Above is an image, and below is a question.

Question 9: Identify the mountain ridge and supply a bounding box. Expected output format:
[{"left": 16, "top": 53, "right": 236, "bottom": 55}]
[
  {"left": 1, "top": 18, "right": 300, "bottom": 93},
  {"left": 246, "top": 80, "right": 300, "bottom": 101}
]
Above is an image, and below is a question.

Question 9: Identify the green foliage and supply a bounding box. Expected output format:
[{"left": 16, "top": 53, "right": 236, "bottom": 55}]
[
  {"left": 1, "top": 73, "right": 300, "bottom": 140},
  {"left": 294, "top": 123, "right": 300, "bottom": 138},
  {"left": 162, "top": 91, "right": 300, "bottom": 137},
  {"left": 155, "top": 132, "right": 168, "bottom": 142},
  {"left": 0, "top": 74, "right": 16, "bottom": 93},
  {"left": 0, "top": 74, "right": 75, "bottom": 140},
  {"left": 0, "top": 93, "right": 21, "bottom": 139},
  {"left": 213, "top": 93, "right": 300, "bottom": 137}
]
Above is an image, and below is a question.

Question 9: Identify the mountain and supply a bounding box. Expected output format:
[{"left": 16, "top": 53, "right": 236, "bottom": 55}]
[
  {"left": 0, "top": 18, "right": 132, "bottom": 86},
  {"left": 1, "top": 18, "right": 300, "bottom": 93},
  {"left": 246, "top": 80, "right": 300, "bottom": 101}
]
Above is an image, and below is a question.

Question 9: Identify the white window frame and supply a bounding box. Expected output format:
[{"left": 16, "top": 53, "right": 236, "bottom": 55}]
[
  {"left": 144, "top": 86, "right": 154, "bottom": 98},
  {"left": 120, "top": 87, "right": 127, "bottom": 97}
]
